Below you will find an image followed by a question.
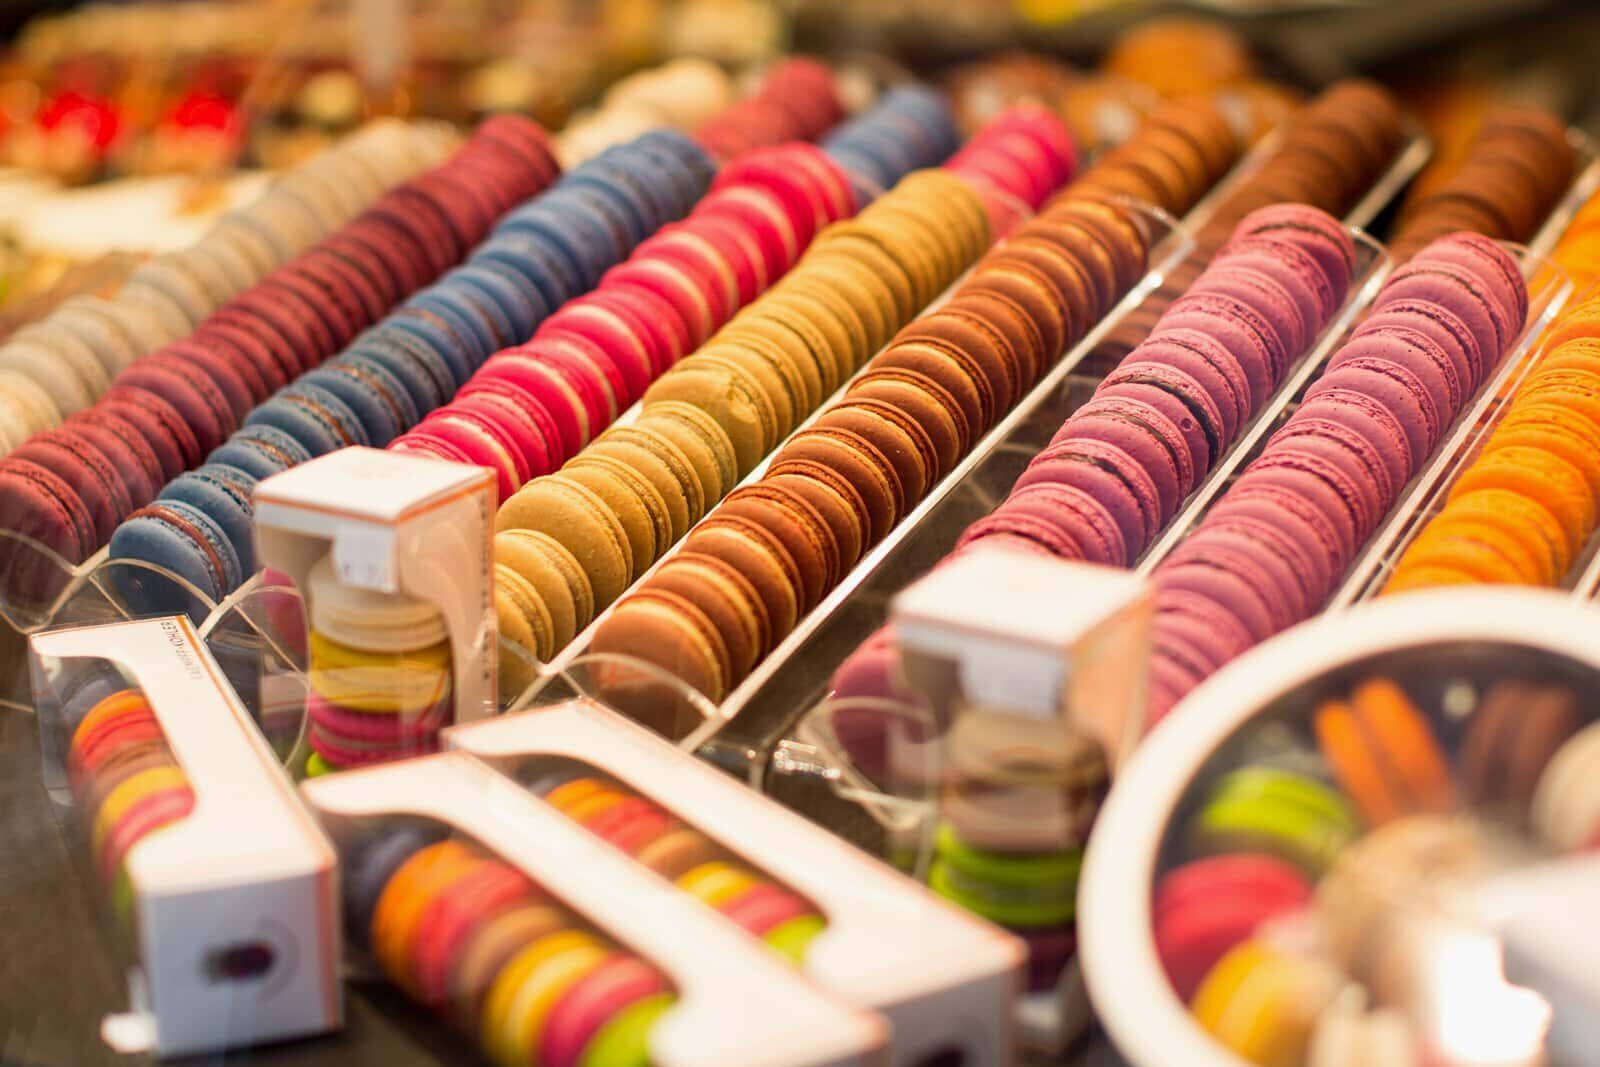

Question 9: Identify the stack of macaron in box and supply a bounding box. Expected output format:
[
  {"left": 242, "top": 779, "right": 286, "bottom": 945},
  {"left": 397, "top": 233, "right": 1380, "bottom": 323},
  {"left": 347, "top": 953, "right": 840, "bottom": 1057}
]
[
  {"left": 529, "top": 766, "right": 828, "bottom": 963},
  {"left": 342, "top": 821, "right": 676, "bottom": 1067},
  {"left": 0, "top": 116, "right": 560, "bottom": 612},
  {"left": 1388, "top": 104, "right": 1574, "bottom": 262},
  {"left": 590, "top": 189, "right": 1150, "bottom": 704},
  {"left": 1383, "top": 290, "right": 1600, "bottom": 592},
  {"left": 1157, "top": 668, "right": 1600, "bottom": 1066},
  {"left": 926, "top": 711, "right": 1109, "bottom": 995},
  {"left": 99, "top": 129, "right": 716, "bottom": 610},
  {"left": 65, "top": 683, "right": 195, "bottom": 927},
  {"left": 496, "top": 164, "right": 994, "bottom": 678},
  {"left": 0, "top": 120, "right": 456, "bottom": 449},
  {"left": 301, "top": 556, "right": 454, "bottom": 775},
  {"left": 1102, "top": 80, "right": 1405, "bottom": 360},
  {"left": 828, "top": 203, "right": 1357, "bottom": 706},
  {"left": 1144, "top": 233, "right": 1530, "bottom": 723},
  {"left": 692, "top": 57, "right": 844, "bottom": 162}
]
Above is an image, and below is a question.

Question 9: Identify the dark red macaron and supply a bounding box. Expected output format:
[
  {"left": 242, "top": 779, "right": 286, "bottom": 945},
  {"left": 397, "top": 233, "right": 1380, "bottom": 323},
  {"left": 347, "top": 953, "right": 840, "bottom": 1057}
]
[{"left": 11, "top": 431, "right": 136, "bottom": 546}]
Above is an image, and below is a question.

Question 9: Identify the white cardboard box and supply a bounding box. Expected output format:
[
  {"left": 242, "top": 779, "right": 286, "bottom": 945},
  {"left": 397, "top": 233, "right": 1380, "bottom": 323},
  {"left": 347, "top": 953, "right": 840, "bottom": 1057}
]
[
  {"left": 300, "top": 752, "right": 888, "bottom": 1067},
  {"left": 30, "top": 616, "right": 341, "bottom": 1056},
  {"left": 446, "top": 700, "right": 1025, "bottom": 1067},
  {"left": 254, "top": 446, "right": 497, "bottom": 719}
]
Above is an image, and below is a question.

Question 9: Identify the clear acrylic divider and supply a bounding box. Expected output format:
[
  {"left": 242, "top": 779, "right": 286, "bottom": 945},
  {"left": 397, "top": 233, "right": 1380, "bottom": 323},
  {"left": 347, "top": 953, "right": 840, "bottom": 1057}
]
[
  {"left": 1135, "top": 222, "right": 1392, "bottom": 574},
  {"left": 767, "top": 696, "right": 942, "bottom": 876},
  {"left": 0, "top": 534, "right": 112, "bottom": 634},
  {"left": 521, "top": 651, "right": 724, "bottom": 749},
  {"left": 1333, "top": 246, "right": 1576, "bottom": 606},
  {"left": 194, "top": 575, "right": 309, "bottom": 764},
  {"left": 675, "top": 199, "right": 1192, "bottom": 783}
]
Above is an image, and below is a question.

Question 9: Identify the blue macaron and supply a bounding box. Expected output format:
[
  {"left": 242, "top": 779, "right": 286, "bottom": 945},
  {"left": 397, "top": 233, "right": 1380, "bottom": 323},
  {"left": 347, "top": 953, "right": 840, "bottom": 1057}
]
[
  {"left": 449, "top": 263, "right": 545, "bottom": 342},
  {"left": 636, "top": 129, "right": 716, "bottom": 191},
  {"left": 56, "top": 658, "right": 131, "bottom": 732},
  {"left": 386, "top": 302, "right": 482, "bottom": 387},
  {"left": 476, "top": 234, "right": 583, "bottom": 313},
  {"left": 626, "top": 140, "right": 708, "bottom": 218},
  {"left": 244, "top": 382, "right": 368, "bottom": 456},
  {"left": 340, "top": 331, "right": 453, "bottom": 413},
  {"left": 109, "top": 497, "right": 243, "bottom": 609},
  {"left": 299, "top": 365, "right": 407, "bottom": 446},
  {"left": 438, "top": 268, "right": 522, "bottom": 350},
  {"left": 558, "top": 169, "right": 655, "bottom": 249},
  {"left": 159, "top": 465, "right": 259, "bottom": 574},
  {"left": 206, "top": 424, "right": 315, "bottom": 480},
  {"left": 589, "top": 149, "right": 679, "bottom": 232},
  {"left": 495, "top": 200, "right": 620, "bottom": 290},
  {"left": 342, "top": 819, "right": 448, "bottom": 947}
]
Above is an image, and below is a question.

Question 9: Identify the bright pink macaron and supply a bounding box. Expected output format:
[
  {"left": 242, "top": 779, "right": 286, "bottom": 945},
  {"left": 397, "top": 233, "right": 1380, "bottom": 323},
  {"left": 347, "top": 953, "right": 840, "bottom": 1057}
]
[{"left": 1153, "top": 853, "right": 1312, "bottom": 1000}]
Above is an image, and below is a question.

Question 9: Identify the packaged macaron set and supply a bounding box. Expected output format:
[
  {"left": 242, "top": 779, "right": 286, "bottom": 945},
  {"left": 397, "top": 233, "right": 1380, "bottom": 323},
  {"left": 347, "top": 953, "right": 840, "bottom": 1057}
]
[
  {"left": 299, "top": 750, "right": 890, "bottom": 1067},
  {"left": 28, "top": 616, "right": 340, "bottom": 1057},
  {"left": 446, "top": 699, "right": 1026, "bottom": 1067},
  {"left": 1080, "top": 588, "right": 1600, "bottom": 1067}
]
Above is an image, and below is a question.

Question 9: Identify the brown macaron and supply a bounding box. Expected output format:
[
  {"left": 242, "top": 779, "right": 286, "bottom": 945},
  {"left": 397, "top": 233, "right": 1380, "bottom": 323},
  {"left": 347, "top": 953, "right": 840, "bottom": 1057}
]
[
  {"left": 989, "top": 242, "right": 1096, "bottom": 345},
  {"left": 680, "top": 513, "right": 803, "bottom": 639},
  {"left": 871, "top": 339, "right": 993, "bottom": 439},
  {"left": 717, "top": 482, "right": 843, "bottom": 611},
  {"left": 895, "top": 310, "right": 1025, "bottom": 411},
  {"left": 1051, "top": 198, "right": 1149, "bottom": 294},
  {"left": 763, "top": 468, "right": 869, "bottom": 573},
  {"left": 815, "top": 397, "right": 938, "bottom": 505},
  {"left": 590, "top": 587, "right": 733, "bottom": 704},
  {"left": 647, "top": 551, "right": 773, "bottom": 682},
  {"left": 774, "top": 425, "right": 903, "bottom": 545},
  {"left": 848, "top": 367, "right": 970, "bottom": 471}
]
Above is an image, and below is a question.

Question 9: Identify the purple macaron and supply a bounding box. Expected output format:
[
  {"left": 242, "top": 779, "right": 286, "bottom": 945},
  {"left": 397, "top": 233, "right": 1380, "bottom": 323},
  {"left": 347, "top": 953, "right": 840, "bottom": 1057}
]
[
  {"left": 1014, "top": 437, "right": 1162, "bottom": 555},
  {"left": 1229, "top": 203, "right": 1356, "bottom": 297},
  {"left": 1372, "top": 260, "right": 1510, "bottom": 368},
  {"left": 1126, "top": 330, "right": 1253, "bottom": 442},
  {"left": 1354, "top": 300, "right": 1483, "bottom": 394},
  {"left": 994, "top": 481, "right": 1130, "bottom": 567},
  {"left": 1305, "top": 359, "right": 1440, "bottom": 471},
  {"left": 1329, "top": 326, "right": 1463, "bottom": 426},
  {"left": 1098, "top": 363, "right": 1226, "bottom": 473},
  {"left": 1055, "top": 395, "right": 1195, "bottom": 521}
]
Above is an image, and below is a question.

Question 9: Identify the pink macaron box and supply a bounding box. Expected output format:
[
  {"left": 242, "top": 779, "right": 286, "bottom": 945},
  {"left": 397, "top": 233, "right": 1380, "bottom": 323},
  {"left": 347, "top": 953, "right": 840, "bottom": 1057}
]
[{"left": 1078, "top": 587, "right": 1600, "bottom": 1067}]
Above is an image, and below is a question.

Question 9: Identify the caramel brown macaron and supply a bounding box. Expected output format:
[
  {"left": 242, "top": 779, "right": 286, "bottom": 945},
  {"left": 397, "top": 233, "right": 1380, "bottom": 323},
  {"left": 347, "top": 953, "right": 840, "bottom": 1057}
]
[
  {"left": 774, "top": 425, "right": 903, "bottom": 545},
  {"left": 894, "top": 311, "right": 1026, "bottom": 416},
  {"left": 679, "top": 512, "right": 803, "bottom": 638},
  {"left": 763, "top": 467, "right": 869, "bottom": 574},
  {"left": 848, "top": 367, "right": 971, "bottom": 470},
  {"left": 814, "top": 397, "right": 939, "bottom": 506},
  {"left": 590, "top": 586, "right": 733, "bottom": 704},
  {"left": 647, "top": 551, "right": 773, "bottom": 683},
  {"left": 718, "top": 482, "right": 843, "bottom": 612}
]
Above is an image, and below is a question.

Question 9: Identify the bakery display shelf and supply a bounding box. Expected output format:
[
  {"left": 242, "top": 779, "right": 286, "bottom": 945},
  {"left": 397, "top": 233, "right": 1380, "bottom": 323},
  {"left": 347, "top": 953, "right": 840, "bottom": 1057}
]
[{"left": 1132, "top": 221, "right": 1390, "bottom": 573}]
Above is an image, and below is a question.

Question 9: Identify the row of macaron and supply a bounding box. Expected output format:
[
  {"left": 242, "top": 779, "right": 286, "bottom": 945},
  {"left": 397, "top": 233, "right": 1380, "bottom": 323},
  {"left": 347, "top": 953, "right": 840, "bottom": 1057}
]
[
  {"left": 97, "top": 128, "right": 724, "bottom": 607},
  {"left": 0, "top": 116, "right": 561, "bottom": 603},
  {"left": 346, "top": 825, "right": 675, "bottom": 1067},
  {"left": 587, "top": 188, "right": 1150, "bottom": 705},
  {"left": 65, "top": 687, "right": 194, "bottom": 919},
  {"left": 0, "top": 121, "right": 458, "bottom": 447},
  {"left": 492, "top": 165, "right": 995, "bottom": 680},
  {"left": 1390, "top": 104, "right": 1575, "bottom": 263},
  {"left": 1384, "top": 307, "right": 1600, "bottom": 592},
  {"left": 1102, "top": 80, "right": 1407, "bottom": 362},
  {"left": 1383, "top": 244, "right": 1600, "bottom": 592},
  {"left": 825, "top": 202, "right": 1357, "bottom": 706},
  {"left": 101, "top": 86, "right": 963, "bottom": 617},
  {"left": 1145, "top": 232, "right": 1532, "bottom": 723},
  {"left": 1160, "top": 673, "right": 1598, "bottom": 1066},
  {"left": 391, "top": 141, "right": 859, "bottom": 504}
]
